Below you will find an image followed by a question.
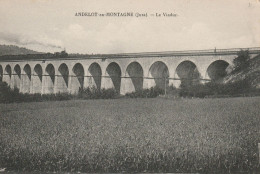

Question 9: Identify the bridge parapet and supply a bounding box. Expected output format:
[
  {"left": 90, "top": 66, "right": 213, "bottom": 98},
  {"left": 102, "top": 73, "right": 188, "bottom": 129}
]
[{"left": 0, "top": 47, "right": 260, "bottom": 62}]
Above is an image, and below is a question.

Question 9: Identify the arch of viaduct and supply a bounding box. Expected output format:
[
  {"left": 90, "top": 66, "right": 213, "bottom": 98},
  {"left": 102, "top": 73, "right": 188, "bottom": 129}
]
[{"left": 0, "top": 48, "right": 259, "bottom": 95}]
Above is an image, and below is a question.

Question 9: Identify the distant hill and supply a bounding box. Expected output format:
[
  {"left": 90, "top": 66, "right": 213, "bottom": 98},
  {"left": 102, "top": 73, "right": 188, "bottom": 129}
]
[
  {"left": 0, "top": 45, "right": 43, "bottom": 56},
  {"left": 224, "top": 54, "right": 260, "bottom": 88}
]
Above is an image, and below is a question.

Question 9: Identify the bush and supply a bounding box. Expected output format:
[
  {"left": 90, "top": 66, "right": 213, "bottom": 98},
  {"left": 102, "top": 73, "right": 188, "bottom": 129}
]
[
  {"left": 78, "top": 87, "right": 119, "bottom": 99},
  {"left": 179, "top": 79, "right": 259, "bottom": 98},
  {"left": 0, "top": 82, "right": 119, "bottom": 103},
  {"left": 233, "top": 49, "right": 250, "bottom": 72},
  {"left": 1, "top": 79, "right": 259, "bottom": 103},
  {"left": 125, "top": 86, "right": 164, "bottom": 98},
  {"left": 0, "top": 82, "right": 20, "bottom": 103},
  {"left": 0, "top": 82, "right": 72, "bottom": 103}
]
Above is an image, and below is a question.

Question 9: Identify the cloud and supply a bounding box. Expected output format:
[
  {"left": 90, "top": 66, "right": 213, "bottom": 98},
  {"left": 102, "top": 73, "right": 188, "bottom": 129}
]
[
  {"left": 61, "top": 24, "right": 89, "bottom": 39},
  {"left": 0, "top": 32, "right": 63, "bottom": 49},
  {"left": 1, "top": 0, "right": 259, "bottom": 53}
]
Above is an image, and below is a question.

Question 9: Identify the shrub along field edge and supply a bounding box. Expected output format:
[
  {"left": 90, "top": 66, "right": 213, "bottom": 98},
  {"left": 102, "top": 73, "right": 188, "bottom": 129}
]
[{"left": 1, "top": 78, "right": 260, "bottom": 103}]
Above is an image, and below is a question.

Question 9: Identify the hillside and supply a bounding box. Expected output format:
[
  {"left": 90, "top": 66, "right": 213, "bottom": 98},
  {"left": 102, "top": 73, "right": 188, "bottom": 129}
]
[
  {"left": 224, "top": 54, "right": 260, "bottom": 88},
  {"left": 0, "top": 45, "right": 42, "bottom": 56}
]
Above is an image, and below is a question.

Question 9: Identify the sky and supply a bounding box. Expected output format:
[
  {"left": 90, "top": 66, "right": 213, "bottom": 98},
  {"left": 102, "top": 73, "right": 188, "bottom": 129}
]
[{"left": 0, "top": 0, "right": 259, "bottom": 54}]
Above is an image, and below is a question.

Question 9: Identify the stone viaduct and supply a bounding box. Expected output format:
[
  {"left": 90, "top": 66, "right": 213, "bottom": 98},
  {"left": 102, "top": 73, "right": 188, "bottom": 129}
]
[{"left": 0, "top": 48, "right": 259, "bottom": 95}]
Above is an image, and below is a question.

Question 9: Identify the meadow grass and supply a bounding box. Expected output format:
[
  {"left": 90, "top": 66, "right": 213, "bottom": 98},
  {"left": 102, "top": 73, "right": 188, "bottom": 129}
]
[{"left": 0, "top": 97, "right": 260, "bottom": 173}]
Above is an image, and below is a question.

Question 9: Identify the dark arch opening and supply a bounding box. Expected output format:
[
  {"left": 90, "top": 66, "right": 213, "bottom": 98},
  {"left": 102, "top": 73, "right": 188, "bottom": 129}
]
[
  {"left": 73, "top": 63, "right": 84, "bottom": 89},
  {"left": 106, "top": 62, "right": 121, "bottom": 92},
  {"left": 46, "top": 64, "right": 55, "bottom": 84},
  {"left": 126, "top": 62, "right": 143, "bottom": 91},
  {"left": 58, "top": 63, "right": 69, "bottom": 88},
  {"left": 207, "top": 60, "right": 229, "bottom": 82},
  {"left": 4, "top": 65, "right": 12, "bottom": 85},
  {"left": 45, "top": 64, "right": 55, "bottom": 93},
  {"left": 149, "top": 61, "right": 169, "bottom": 89},
  {"left": 5, "top": 65, "right": 11, "bottom": 78},
  {"left": 88, "top": 63, "right": 102, "bottom": 89},
  {"left": 14, "top": 65, "right": 21, "bottom": 89},
  {"left": 14, "top": 65, "right": 21, "bottom": 78},
  {"left": 34, "top": 64, "right": 43, "bottom": 82},
  {"left": 23, "top": 64, "right": 31, "bottom": 93},
  {"left": 32, "top": 64, "right": 43, "bottom": 93},
  {"left": 24, "top": 64, "right": 31, "bottom": 80},
  {"left": 0, "top": 65, "right": 2, "bottom": 82},
  {"left": 176, "top": 61, "right": 200, "bottom": 87}
]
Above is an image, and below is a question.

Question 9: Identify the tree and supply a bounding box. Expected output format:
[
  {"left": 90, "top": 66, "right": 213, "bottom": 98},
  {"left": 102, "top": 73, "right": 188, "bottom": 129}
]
[
  {"left": 233, "top": 49, "right": 250, "bottom": 72},
  {"left": 60, "top": 50, "right": 68, "bottom": 58},
  {"left": 54, "top": 50, "right": 68, "bottom": 58}
]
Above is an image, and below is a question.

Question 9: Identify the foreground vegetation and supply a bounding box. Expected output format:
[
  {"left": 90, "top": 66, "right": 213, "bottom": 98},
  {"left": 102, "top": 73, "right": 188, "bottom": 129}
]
[
  {"left": 0, "top": 82, "right": 120, "bottom": 103},
  {"left": 2, "top": 79, "right": 260, "bottom": 104},
  {"left": 0, "top": 82, "right": 167, "bottom": 103},
  {"left": 178, "top": 79, "right": 260, "bottom": 98},
  {"left": 0, "top": 97, "right": 259, "bottom": 173}
]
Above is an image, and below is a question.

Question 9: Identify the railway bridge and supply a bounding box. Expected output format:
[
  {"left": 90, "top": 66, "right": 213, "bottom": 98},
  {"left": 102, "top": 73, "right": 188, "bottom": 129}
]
[{"left": 0, "top": 47, "right": 260, "bottom": 95}]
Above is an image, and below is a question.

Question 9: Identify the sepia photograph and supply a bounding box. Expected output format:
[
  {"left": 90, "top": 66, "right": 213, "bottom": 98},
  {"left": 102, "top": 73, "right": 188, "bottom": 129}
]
[{"left": 0, "top": 0, "right": 260, "bottom": 173}]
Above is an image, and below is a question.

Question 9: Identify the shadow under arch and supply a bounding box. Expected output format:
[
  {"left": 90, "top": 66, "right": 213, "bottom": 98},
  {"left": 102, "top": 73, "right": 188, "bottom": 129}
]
[
  {"left": 72, "top": 63, "right": 85, "bottom": 92},
  {"left": 126, "top": 61, "right": 144, "bottom": 91},
  {"left": 33, "top": 64, "right": 43, "bottom": 93},
  {"left": 88, "top": 62, "right": 102, "bottom": 90},
  {"left": 105, "top": 62, "right": 121, "bottom": 92},
  {"left": 175, "top": 60, "right": 200, "bottom": 87},
  {"left": 44, "top": 64, "right": 55, "bottom": 93},
  {"left": 207, "top": 60, "right": 229, "bottom": 83},
  {"left": 13, "top": 64, "right": 21, "bottom": 90},
  {"left": 149, "top": 61, "right": 169, "bottom": 89},
  {"left": 22, "top": 64, "right": 31, "bottom": 93},
  {"left": 4, "top": 65, "right": 12, "bottom": 85},
  {"left": 57, "top": 63, "right": 69, "bottom": 93}
]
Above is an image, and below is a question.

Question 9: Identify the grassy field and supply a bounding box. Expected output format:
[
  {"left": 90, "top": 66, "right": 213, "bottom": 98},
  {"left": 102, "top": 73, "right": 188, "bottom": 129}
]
[{"left": 0, "top": 97, "right": 260, "bottom": 173}]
